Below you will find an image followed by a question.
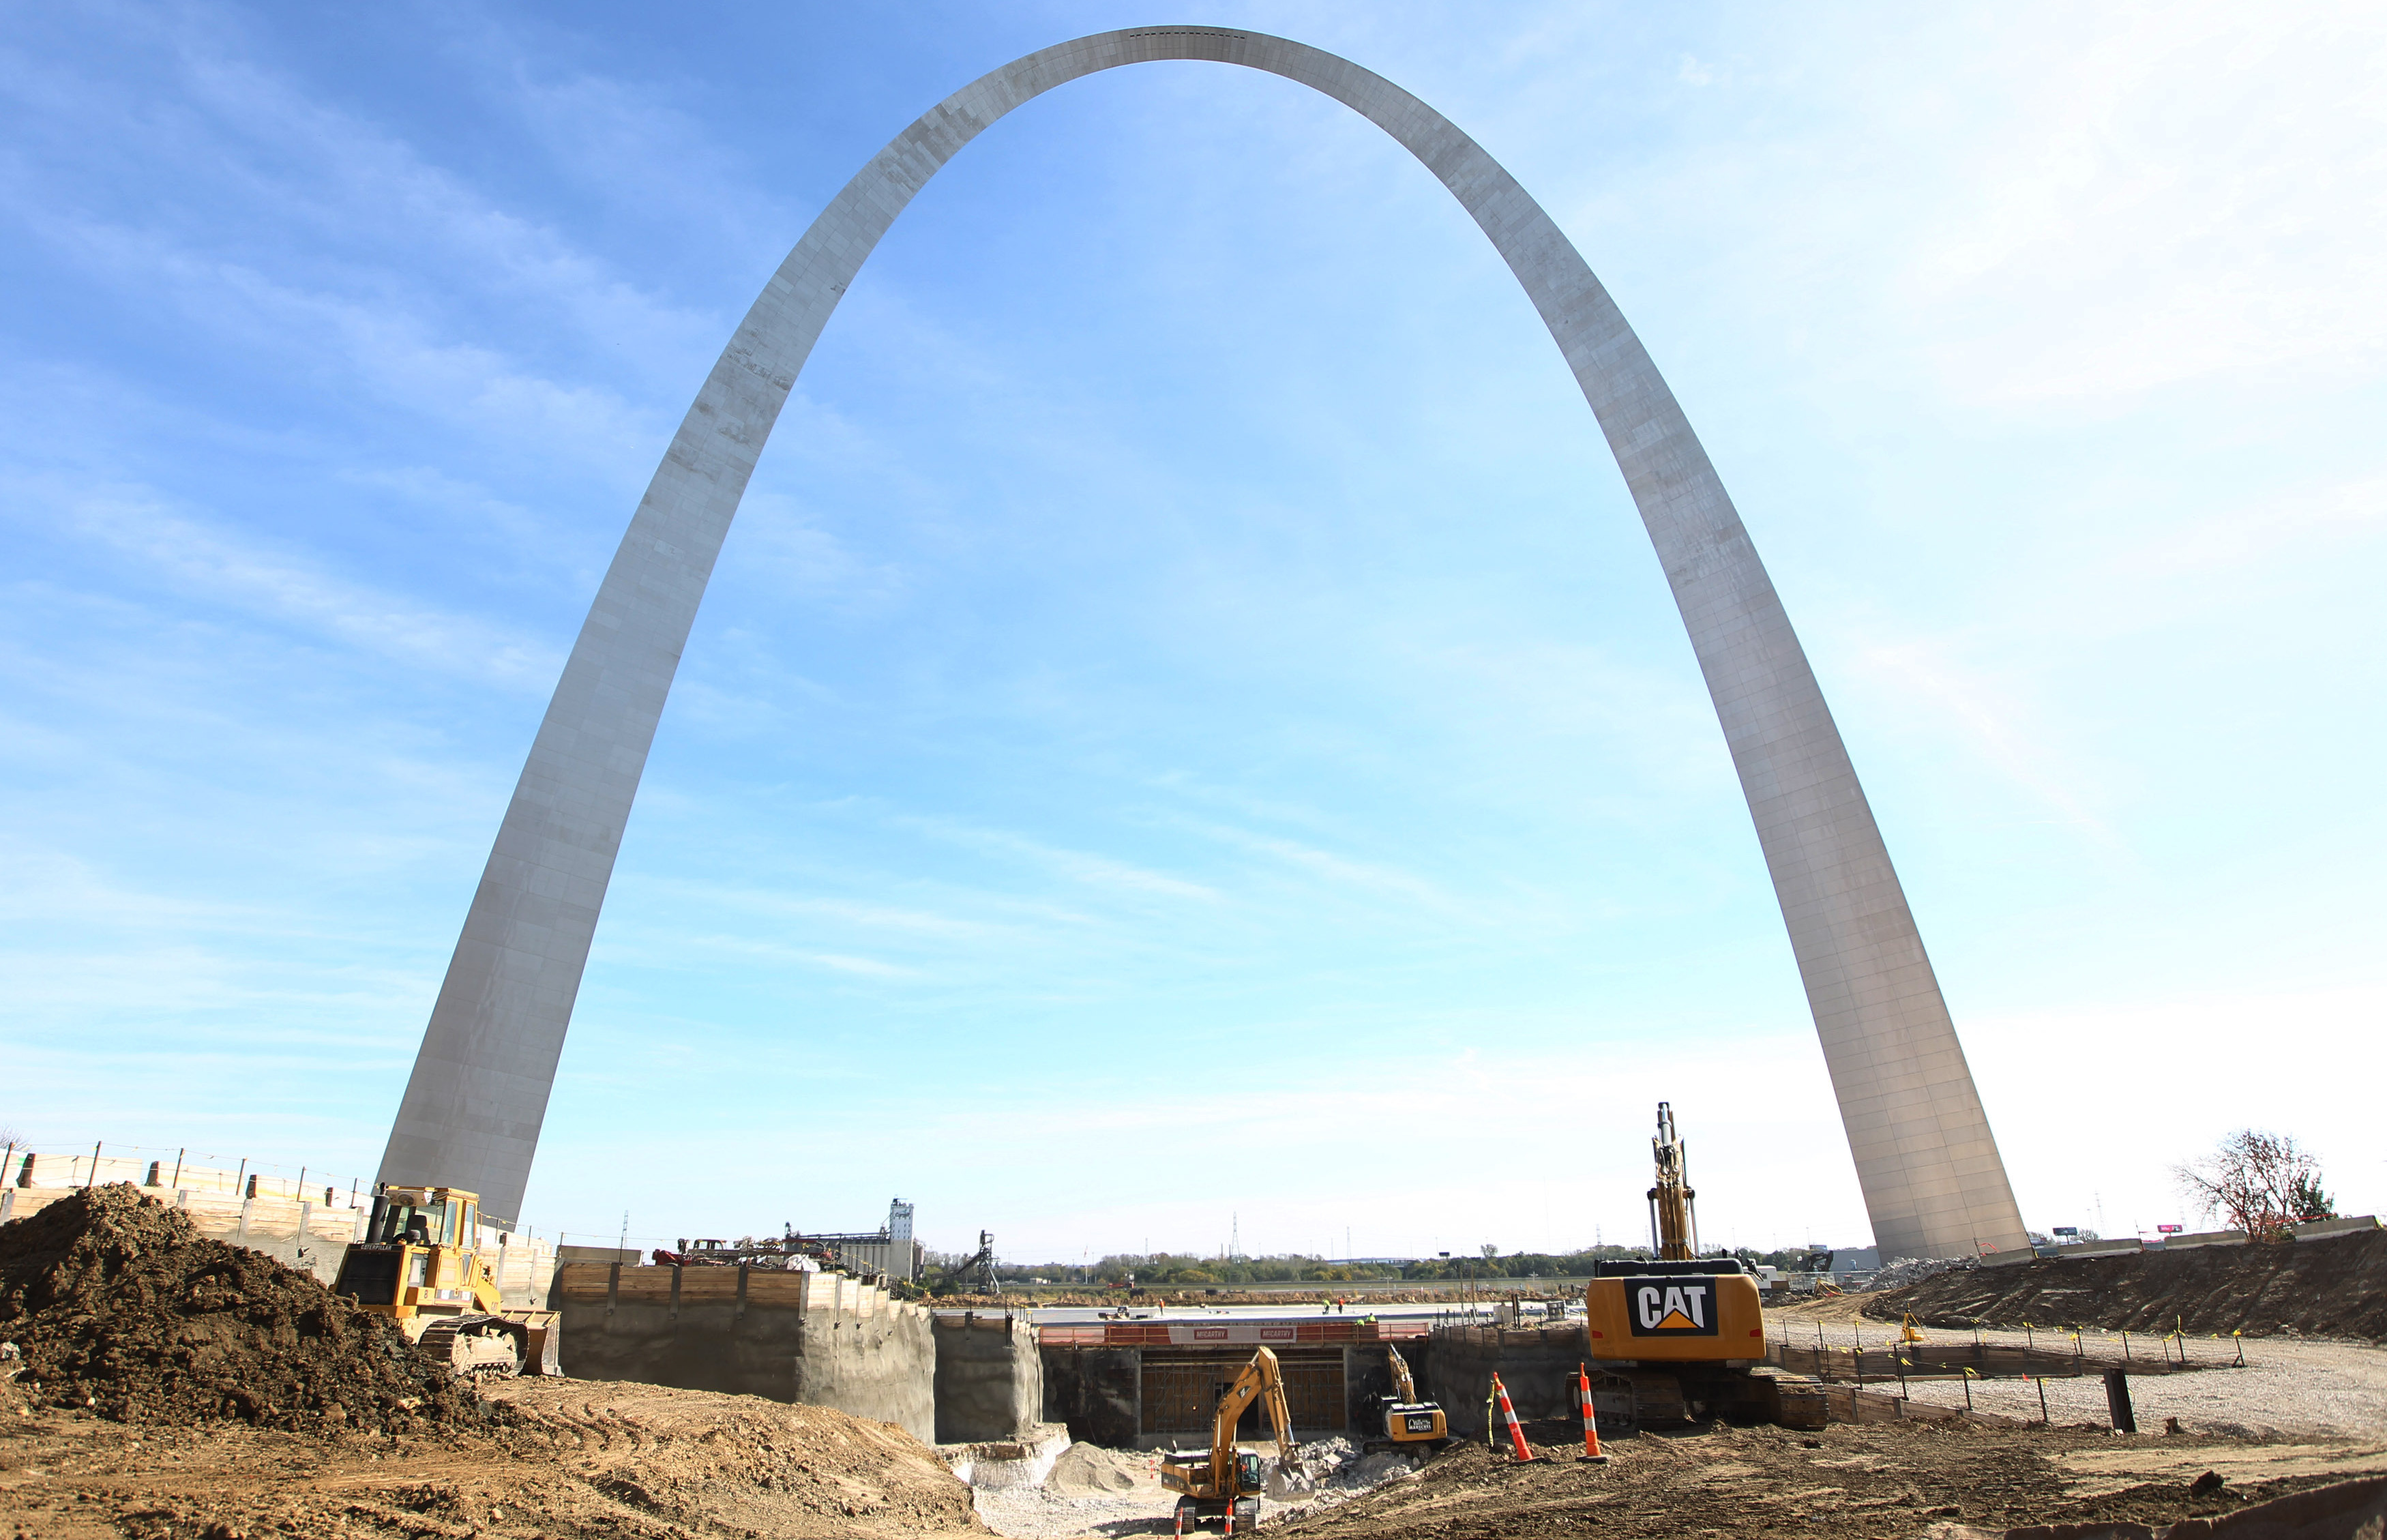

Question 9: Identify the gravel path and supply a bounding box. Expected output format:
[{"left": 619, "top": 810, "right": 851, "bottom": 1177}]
[
  {"left": 1770, "top": 1317, "right": 2387, "bottom": 1437},
  {"left": 965, "top": 1440, "right": 1419, "bottom": 1539},
  {"left": 968, "top": 1481, "right": 1182, "bottom": 1538}
]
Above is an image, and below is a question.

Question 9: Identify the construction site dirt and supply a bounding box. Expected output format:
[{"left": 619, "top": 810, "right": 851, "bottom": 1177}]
[
  {"left": 11, "top": 1188, "right": 2387, "bottom": 1539},
  {"left": 1862, "top": 1231, "right": 2387, "bottom": 1343},
  {"left": 0, "top": 1374, "right": 985, "bottom": 1539},
  {"left": 1261, "top": 1422, "right": 2387, "bottom": 1540},
  {"left": 0, "top": 1186, "right": 482, "bottom": 1434},
  {"left": 0, "top": 1187, "right": 983, "bottom": 1539}
]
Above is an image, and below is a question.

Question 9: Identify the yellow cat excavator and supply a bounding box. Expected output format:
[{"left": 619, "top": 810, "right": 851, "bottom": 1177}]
[
  {"left": 1372, "top": 1344, "right": 1447, "bottom": 1451},
  {"left": 1161, "top": 1346, "right": 1306, "bottom": 1532},
  {"left": 332, "top": 1184, "right": 560, "bottom": 1376},
  {"left": 1582, "top": 1104, "right": 1823, "bottom": 1430}
]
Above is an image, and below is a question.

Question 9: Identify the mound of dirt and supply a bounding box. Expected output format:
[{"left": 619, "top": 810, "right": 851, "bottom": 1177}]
[
  {"left": 1868, "top": 1230, "right": 2387, "bottom": 1342},
  {"left": 0, "top": 1182, "right": 480, "bottom": 1431},
  {"left": 0, "top": 1376, "right": 987, "bottom": 1539},
  {"left": 1047, "top": 1440, "right": 1148, "bottom": 1493}
]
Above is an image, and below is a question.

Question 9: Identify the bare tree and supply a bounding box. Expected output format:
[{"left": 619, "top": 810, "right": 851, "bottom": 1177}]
[{"left": 2172, "top": 1129, "right": 2331, "bottom": 1239}]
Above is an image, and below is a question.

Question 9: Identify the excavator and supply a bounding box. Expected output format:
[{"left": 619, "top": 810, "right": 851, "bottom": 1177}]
[
  {"left": 1161, "top": 1346, "right": 1307, "bottom": 1533},
  {"left": 331, "top": 1184, "right": 561, "bottom": 1376},
  {"left": 1369, "top": 1344, "right": 1447, "bottom": 1452},
  {"left": 1582, "top": 1104, "right": 1824, "bottom": 1431}
]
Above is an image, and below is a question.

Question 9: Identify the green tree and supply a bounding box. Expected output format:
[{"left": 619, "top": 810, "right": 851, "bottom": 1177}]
[{"left": 2290, "top": 1171, "right": 2336, "bottom": 1222}]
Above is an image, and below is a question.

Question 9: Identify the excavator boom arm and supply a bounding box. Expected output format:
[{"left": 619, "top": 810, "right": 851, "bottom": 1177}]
[
  {"left": 1206, "top": 1348, "right": 1299, "bottom": 1497},
  {"left": 1264, "top": 1372, "right": 1296, "bottom": 1465},
  {"left": 1649, "top": 1100, "right": 1698, "bottom": 1260}
]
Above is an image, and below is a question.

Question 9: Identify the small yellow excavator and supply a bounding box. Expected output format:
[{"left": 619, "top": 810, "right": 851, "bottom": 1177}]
[
  {"left": 331, "top": 1184, "right": 560, "bottom": 1376},
  {"left": 1372, "top": 1344, "right": 1447, "bottom": 1451},
  {"left": 1161, "top": 1346, "right": 1305, "bottom": 1532},
  {"left": 1582, "top": 1104, "right": 1822, "bottom": 1430}
]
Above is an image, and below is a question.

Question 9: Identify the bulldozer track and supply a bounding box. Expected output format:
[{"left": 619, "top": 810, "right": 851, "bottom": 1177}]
[{"left": 415, "top": 1314, "right": 525, "bottom": 1376}]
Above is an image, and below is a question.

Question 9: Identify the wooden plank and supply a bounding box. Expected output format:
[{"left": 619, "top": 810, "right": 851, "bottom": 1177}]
[{"left": 744, "top": 1271, "right": 812, "bottom": 1305}]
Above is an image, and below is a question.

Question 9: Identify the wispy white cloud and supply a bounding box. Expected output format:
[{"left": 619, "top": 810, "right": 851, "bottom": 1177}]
[
  {"left": 1171, "top": 816, "right": 1459, "bottom": 913},
  {"left": 2159, "top": 475, "right": 2387, "bottom": 571},
  {"left": 1893, "top": 5, "right": 2387, "bottom": 406},
  {"left": 1850, "top": 638, "right": 2121, "bottom": 848},
  {"left": 670, "top": 933, "right": 921, "bottom": 979},
  {"left": 38, "top": 476, "right": 561, "bottom": 687},
  {"left": 20, "top": 213, "right": 664, "bottom": 475},
  {"left": 649, "top": 881, "right": 1003, "bottom": 941},
  {"left": 897, "top": 814, "right": 1222, "bottom": 903}
]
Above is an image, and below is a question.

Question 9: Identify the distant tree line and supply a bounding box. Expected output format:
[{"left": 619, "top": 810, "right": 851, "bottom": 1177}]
[{"left": 915, "top": 1243, "right": 1839, "bottom": 1292}]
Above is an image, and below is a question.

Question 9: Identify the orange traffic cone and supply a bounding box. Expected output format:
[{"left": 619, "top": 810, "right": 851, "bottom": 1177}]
[
  {"left": 1492, "top": 1372, "right": 1534, "bottom": 1462},
  {"left": 1577, "top": 1363, "right": 1610, "bottom": 1464}
]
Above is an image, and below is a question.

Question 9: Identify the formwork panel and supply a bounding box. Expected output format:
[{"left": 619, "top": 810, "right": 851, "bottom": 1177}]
[{"left": 1138, "top": 1350, "right": 1345, "bottom": 1435}]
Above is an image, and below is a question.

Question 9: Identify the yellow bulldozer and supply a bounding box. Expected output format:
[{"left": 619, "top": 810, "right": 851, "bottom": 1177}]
[
  {"left": 332, "top": 1184, "right": 560, "bottom": 1376},
  {"left": 1582, "top": 1104, "right": 1823, "bottom": 1430},
  {"left": 1160, "top": 1346, "right": 1306, "bottom": 1532}
]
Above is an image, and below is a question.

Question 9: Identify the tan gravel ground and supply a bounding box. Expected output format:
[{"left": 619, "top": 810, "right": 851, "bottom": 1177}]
[
  {"left": 1768, "top": 1314, "right": 2387, "bottom": 1437},
  {"left": 964, "top": 1439, "right": 1416, "bottom": 1539}
]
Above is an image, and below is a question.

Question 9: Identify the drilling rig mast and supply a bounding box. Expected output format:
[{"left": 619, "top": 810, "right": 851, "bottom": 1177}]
[{"left": 1647, "top": 1101, "right": 1698, "bottom": 1260}]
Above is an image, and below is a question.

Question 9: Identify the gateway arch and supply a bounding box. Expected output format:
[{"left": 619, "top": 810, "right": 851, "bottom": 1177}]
[{"left": 380, "top": 27, "right": 2030, "bottom": 1261}]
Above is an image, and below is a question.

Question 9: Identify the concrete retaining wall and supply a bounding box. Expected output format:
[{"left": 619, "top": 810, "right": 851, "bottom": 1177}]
[
  {"left": 1428, "top": 1324, "right": 1588, "bottom": 1438},
  {"left": 934, "top": 1312, "right": 1042, "bottom": 1444},
  {"left": 2163, "top": 1230, "right": 2250, "bottom": 1250},
  {"left": 2294, "top": 1216, "right": 2381, "bottom": 1242},
  {"left": 554, "top": 1262, "right": 933, "bottom": 1443}
]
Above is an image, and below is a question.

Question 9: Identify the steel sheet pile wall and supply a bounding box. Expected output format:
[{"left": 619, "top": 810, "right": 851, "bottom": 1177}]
[{"left": 555, "top": 1263, "right": 934, "bottom": 1442}]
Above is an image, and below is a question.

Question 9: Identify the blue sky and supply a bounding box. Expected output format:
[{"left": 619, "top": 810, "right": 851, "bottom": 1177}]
[{"left": 4, "top": 1, "right": 2381, "bottom": 1262}]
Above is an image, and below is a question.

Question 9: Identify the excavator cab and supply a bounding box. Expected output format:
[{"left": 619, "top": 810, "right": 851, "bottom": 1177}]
[{"left": 333, "top": 1183, "right": 560, "bottom": 1376}]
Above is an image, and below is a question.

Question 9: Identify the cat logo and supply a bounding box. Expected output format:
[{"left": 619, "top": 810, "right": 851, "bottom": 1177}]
[{"left": 1628, "top": 1277, "right": 1719, "bottom": 1336}]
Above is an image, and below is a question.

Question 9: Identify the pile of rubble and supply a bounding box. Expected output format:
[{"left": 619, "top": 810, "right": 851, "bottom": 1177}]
[{"left": 1865, "top": 1256, "right": 1978, "bottom": 1292}]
